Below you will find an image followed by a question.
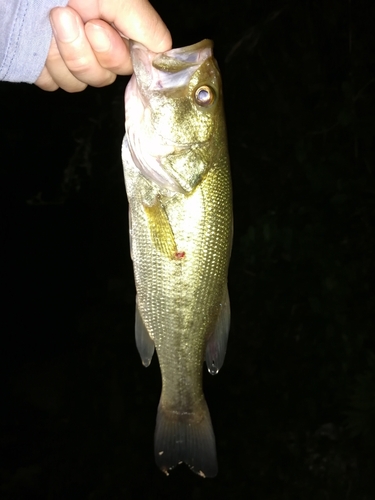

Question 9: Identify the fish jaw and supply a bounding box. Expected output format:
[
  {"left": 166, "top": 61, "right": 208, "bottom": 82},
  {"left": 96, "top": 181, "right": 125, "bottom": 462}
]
[{"left": 124, "top": 57, "right": 181, "bottom": 193}]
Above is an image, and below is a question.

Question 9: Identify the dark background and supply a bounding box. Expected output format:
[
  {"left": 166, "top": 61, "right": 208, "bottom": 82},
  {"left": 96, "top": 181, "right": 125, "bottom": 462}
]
[{"left": 1, "top": 0, "right": 375, "bottom": 498}]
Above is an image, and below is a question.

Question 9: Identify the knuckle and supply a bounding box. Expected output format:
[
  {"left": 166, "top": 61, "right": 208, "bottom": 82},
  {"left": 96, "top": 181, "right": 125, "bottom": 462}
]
[
  {"left": 65, "top": 55, "right": 93, "bottom": 75},
  {"left": 64, "top": 81, "right": 88, "bottom": 93},
  {"left": 97, "top": 72, "right": 116, "bottom": 87}
]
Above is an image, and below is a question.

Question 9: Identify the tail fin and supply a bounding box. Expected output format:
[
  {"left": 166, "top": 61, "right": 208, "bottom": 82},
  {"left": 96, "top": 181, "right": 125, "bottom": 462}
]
[{"left": 154, "top": 399, "right": 218, "bottom": 478}]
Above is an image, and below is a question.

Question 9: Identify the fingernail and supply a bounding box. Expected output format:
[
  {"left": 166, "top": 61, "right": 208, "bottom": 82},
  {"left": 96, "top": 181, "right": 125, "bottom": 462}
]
[
  {"left": 51, "top": 8, "right": 79, "bottom": 43},
  {"left": 85, "top": 23, "right": 111, "bottom": 52}
]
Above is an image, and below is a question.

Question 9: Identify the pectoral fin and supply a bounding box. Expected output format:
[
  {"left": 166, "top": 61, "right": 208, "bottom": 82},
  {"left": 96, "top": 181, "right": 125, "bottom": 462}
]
[
  {"left": 135, "top": 298, "right": 154, "bottom": 367},
  {"left": 205, "top": 287, "right": 230, "bottom": 375},
  {"left": 143, "top": 197, "right": 177, "bottom": 259}
]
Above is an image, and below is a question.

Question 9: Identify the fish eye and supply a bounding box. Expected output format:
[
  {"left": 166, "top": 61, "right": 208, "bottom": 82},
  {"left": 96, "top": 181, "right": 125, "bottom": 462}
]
[{"left": 195, "top": 85, "right": 215, "bottom": 107}]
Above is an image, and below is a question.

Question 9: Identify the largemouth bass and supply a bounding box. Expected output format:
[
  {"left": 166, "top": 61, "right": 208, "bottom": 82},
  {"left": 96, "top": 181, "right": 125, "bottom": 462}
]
[{"left": 122, "top": 39, "right": 232, "bottom": 477}]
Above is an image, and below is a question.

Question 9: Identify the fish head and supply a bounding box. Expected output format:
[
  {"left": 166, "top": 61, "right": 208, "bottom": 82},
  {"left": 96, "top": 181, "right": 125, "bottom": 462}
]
[{"left": 125, "top": 40, "right": 225, "bottom": 194}]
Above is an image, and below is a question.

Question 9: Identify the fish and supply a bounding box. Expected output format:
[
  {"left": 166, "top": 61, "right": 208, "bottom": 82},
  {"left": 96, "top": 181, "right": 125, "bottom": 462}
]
[{"left": 121, "top": 39, "right": 232, "bottom": 477}]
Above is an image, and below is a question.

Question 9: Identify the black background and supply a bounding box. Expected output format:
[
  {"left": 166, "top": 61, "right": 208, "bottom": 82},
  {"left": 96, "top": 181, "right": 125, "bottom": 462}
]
[{"left": 1, "top": 0, "right": 375, "bottom": 498}]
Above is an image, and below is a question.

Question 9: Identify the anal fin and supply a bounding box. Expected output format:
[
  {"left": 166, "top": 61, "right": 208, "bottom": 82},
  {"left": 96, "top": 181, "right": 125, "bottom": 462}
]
[
  {"left": 135, "top": 298, "right": 154, "bottom": 367},
  {"left": 205, "top": 286, "right": 230, "bottom": 375}
]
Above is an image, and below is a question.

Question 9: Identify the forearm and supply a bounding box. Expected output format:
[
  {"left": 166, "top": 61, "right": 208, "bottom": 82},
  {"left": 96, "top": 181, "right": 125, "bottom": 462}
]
[{"left": 0, "top": 0, "right": 68, "bottom": 83}]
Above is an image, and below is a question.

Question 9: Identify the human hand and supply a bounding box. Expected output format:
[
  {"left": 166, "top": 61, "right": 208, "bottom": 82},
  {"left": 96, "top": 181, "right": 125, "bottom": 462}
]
[{"left": 35, "top": 0, "right": 172, "bottom": 92}]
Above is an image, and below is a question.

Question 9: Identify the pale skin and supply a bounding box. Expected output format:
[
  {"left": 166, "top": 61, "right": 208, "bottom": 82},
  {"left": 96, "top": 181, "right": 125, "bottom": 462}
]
[{"left": 35, "top": 0, "right": 172, "bottom": 92}]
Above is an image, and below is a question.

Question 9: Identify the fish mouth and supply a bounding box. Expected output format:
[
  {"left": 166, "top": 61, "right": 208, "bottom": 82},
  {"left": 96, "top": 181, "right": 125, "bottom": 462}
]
[
  {"left": 130, "top": 39, "right": 214, "bottom": 92},
  {"left": 125, "top": 40, "right": 215, "bottom": 193}
]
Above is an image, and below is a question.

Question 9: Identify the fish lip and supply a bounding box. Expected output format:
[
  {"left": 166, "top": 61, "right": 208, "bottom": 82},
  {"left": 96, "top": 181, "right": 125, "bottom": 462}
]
[{"left": 130, "top": 39, "right": 213, "bottom": 59}]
